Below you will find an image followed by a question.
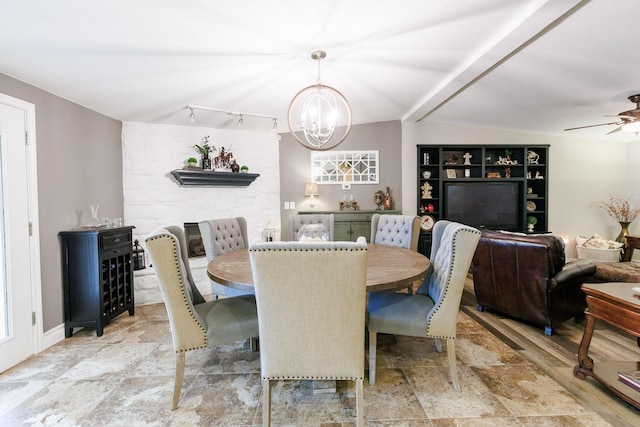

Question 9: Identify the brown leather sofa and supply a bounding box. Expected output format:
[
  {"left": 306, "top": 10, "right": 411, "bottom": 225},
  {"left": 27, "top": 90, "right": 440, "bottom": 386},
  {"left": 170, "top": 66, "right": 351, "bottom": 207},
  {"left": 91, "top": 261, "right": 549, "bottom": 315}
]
[{"left": 471, "top": 230, "right": 596, "bottom": 335}]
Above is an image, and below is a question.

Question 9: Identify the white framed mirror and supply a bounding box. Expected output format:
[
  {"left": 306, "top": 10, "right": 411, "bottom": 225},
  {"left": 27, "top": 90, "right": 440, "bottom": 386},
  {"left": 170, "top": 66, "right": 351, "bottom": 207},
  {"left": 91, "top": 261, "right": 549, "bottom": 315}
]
[{"left": 311, "top": 150, "right": 379, "bottom": 184}]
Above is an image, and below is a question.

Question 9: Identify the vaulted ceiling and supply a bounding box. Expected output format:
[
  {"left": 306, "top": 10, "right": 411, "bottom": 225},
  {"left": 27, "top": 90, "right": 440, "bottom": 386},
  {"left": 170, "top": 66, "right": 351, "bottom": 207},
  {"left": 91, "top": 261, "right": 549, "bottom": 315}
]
[{"left": 2, "top": 0, "right": 639, "bottom": 142}]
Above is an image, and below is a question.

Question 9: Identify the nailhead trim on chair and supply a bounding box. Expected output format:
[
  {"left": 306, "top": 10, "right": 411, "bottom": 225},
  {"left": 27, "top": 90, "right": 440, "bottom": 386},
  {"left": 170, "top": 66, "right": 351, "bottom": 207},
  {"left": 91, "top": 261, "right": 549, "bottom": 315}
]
[
  {"left": 148, "top": 233, "right": 208, "bottom": 352},
  {"left": 424, "top": 227, "right": 481, "bottom": 339}
]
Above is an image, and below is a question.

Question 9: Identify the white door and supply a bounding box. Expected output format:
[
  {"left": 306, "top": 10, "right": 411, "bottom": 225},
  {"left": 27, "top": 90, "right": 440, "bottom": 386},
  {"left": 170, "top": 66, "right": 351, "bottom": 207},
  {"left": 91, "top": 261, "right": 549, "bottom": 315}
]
[{"left": 0, "top": 96, "right": 38, "bottom": 373}]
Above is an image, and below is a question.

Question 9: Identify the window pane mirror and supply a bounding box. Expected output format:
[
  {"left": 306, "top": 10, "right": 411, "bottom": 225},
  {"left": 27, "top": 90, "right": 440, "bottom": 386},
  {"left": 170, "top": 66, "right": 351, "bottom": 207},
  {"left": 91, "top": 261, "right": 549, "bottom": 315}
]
[{"left": 311, "top": 150, "right": 379, "bottom": 184}]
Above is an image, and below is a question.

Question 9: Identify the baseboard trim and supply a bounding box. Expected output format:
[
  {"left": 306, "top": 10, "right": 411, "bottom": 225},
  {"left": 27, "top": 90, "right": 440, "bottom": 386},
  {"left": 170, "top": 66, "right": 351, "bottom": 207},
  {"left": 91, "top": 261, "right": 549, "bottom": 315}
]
[{"left": 40, "top": 323, "right": 66, "bottom": 352}]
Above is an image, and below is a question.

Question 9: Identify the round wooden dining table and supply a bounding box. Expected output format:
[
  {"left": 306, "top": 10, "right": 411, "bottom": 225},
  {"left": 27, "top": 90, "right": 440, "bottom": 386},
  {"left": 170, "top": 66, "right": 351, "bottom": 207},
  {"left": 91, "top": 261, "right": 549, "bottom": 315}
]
[{"left": 206, "top": 243, "right": 430, "bottom": 293}]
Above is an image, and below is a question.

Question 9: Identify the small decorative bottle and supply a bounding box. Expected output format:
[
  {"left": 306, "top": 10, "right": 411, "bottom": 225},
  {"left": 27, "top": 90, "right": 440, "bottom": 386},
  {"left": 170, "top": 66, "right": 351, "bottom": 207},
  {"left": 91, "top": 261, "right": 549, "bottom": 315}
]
[{"left": 384, "top": 187, "right": 393, "bottom": 210}]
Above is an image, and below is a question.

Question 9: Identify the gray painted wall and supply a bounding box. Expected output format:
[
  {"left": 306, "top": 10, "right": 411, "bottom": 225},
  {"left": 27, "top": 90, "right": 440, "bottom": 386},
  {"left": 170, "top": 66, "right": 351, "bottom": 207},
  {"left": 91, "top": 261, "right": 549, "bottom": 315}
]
[
  {"left": 0, "top": 73, "right": 123, "bottom": 332},
  {"left": 278, "top": 120, "right": 402, "bottom": 240}
]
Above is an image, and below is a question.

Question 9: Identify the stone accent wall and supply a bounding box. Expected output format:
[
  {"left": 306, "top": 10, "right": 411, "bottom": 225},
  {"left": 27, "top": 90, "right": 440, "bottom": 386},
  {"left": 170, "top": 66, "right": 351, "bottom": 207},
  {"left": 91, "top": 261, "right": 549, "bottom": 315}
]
[{"left": 122, "top": 122, "right": 281, "bottom": 305}]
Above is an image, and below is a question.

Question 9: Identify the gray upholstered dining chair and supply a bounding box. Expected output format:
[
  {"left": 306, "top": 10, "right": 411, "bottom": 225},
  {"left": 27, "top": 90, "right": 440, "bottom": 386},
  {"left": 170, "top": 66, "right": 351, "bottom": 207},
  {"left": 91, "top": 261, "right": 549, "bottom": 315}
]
[
  {"left": 289, "top": 213, "right": 334, "bottom": 241},
  {"left": 145, "top": 226, "right": 259, "bottom": 410},
  {"left": 370, "top": 213, "right": 421, "bottom": 292},
  {"left": 370, "top": 213, "right": 420, "bottom": 250},
  {"left": 367, "top": 220, "right": 481, "bottom": 391},
  {"left": 249, "top": 238, "right": 368, "bottom": 426},
  {"left": 198, "top": 217, "right": 251, "bottom": 298}
]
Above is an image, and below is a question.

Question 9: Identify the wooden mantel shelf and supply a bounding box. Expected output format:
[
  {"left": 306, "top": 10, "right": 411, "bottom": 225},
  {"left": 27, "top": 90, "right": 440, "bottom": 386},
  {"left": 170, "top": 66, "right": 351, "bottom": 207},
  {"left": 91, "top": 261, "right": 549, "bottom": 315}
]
[{"left": 170, "top": 169, "right": 260, "bottom": 186}]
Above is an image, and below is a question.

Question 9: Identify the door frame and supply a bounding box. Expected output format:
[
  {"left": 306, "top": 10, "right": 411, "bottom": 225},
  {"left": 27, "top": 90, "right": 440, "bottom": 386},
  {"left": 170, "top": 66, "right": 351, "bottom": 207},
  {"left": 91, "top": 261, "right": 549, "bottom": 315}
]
[{"left": 0, "top": 92, "right": 43, "bottom": 357}]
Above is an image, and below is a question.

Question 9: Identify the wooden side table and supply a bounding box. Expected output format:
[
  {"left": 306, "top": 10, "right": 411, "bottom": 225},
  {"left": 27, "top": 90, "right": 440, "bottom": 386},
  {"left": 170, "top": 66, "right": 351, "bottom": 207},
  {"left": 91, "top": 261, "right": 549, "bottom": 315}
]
[
  {"left": 573, "top": 282, "right": 640, "bottom": 409},
  {"left": 623, "top": 235, "right": 640, "bottom": 262}
]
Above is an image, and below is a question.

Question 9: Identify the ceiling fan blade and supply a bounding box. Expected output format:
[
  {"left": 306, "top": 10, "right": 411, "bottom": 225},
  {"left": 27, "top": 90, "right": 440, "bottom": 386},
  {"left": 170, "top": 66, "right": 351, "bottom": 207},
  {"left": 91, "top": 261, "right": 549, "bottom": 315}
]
[
  {"left": 604, "top": 114, "right": 636, "bottom": 120},
  {"left": 606, "top": 126, "right": 624, "bottom": 135},
  {"left": 563, "top": 122, "right": 620, "bottom": 131}
]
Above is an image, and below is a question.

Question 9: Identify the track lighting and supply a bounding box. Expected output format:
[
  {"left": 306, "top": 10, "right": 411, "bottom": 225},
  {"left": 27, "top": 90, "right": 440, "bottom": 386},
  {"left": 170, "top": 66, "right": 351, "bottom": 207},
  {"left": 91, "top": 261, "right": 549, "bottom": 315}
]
[{"left": 185, "top": 105, "right": 277, "bottom": 130}]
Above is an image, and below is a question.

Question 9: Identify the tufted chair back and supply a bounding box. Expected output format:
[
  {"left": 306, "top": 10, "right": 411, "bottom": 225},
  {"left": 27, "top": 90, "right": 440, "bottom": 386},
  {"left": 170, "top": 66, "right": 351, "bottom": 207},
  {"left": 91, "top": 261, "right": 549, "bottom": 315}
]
[
  {"left": 249, "top": 238, "right": 367, "bottom": 426},
  {"left": 367, "top": 220, "right": 480, "bottom": 391},
  {"left": 198, "top": 217, "right": 251, "bottom": 297},
  {"left": 289, "top": 214, "right": 334, "bottom": 241},
  {"left": 370, "top": 214, "right": 420, "bottom": 250},
  {"left": 416, "top": 221, "right": 482, "bottom": 337}
]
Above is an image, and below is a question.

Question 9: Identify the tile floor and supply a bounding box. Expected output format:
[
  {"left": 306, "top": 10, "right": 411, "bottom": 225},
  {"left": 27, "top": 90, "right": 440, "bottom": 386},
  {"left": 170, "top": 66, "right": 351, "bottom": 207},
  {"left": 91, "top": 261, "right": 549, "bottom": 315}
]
[{"left": 0, "top": 303, "right": 613, "bottom": 426}]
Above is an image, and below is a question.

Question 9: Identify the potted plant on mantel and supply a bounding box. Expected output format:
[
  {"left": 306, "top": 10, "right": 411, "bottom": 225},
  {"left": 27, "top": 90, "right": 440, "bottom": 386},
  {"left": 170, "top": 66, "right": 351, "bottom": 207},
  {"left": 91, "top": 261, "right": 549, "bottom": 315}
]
[
  {"left": 193, "top": 135, "right": 215, "bottom": 170},
  {"left": 185, "top": 157, "right": 198, "bottom": 169}
]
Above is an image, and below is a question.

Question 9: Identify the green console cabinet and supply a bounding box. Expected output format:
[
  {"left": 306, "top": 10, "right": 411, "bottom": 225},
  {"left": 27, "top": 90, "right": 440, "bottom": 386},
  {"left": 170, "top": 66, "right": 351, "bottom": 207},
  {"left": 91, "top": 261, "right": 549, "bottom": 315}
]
[{"left": 298, "top": 210, "right": 400, "bottom": 242}]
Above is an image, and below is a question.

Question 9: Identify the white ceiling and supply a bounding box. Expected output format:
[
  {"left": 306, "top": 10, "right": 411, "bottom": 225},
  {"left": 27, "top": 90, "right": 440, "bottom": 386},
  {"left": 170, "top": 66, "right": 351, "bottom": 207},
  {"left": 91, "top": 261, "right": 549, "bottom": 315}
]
[{"left": 2, "top": 0, "right": 640, "bottom": 142}]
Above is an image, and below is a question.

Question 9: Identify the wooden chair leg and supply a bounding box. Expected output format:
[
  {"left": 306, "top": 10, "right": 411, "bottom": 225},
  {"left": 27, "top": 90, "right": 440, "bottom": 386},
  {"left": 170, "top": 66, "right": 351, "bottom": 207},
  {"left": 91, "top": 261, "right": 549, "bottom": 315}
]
[
  {"left": 368, "top": 330, "right": 377, "bottom": 385},
  {"left": 172, "top": 352, "right": 186, "bottom": 410},
  {"left": 262, "top": 378, "right": 271, "bottom": 427},
  {"left": 355, "top": 378, "right": 363, "bottom": 426},
  {"left": 446, "top": 339, "right": 460, "bottom": 392}
]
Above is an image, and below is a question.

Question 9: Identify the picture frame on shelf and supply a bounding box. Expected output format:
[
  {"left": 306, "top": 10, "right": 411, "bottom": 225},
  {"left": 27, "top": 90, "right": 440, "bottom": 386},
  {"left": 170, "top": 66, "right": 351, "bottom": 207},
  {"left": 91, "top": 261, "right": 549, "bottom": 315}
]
[{"left": 446, "top": 169, "right": 457, "bottom": 179}]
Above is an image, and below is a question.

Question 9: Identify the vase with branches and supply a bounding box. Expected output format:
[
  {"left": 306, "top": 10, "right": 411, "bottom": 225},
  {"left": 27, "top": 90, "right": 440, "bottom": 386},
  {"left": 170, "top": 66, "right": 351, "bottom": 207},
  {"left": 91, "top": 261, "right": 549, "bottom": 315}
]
[
  {"left": 597, "top": 195, "right": 640, "bottom": 244},
  {"left": 193, "top": 135, "right": 216, "bottom": 170}
]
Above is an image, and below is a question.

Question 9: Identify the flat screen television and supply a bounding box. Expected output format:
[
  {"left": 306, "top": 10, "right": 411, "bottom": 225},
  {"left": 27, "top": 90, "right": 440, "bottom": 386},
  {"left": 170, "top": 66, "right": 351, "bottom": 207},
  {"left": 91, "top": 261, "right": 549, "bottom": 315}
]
[{"left": 443, "top": 181, "right": 522, "bottom": 231}]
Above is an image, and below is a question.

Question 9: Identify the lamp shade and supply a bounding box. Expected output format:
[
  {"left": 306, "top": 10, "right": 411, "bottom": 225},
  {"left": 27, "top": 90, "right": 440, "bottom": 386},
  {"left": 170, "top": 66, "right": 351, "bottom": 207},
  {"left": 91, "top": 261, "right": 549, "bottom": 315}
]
[{"left": 304, "top": 183, "right": 319, "bottom": 197}]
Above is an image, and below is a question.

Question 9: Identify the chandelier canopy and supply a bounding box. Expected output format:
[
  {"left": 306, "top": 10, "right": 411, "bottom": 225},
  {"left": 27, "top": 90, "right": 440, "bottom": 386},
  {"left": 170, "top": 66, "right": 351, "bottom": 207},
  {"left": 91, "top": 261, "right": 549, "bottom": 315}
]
[{"left": 287, "top": 50, "right": 352, "bottom": 151}]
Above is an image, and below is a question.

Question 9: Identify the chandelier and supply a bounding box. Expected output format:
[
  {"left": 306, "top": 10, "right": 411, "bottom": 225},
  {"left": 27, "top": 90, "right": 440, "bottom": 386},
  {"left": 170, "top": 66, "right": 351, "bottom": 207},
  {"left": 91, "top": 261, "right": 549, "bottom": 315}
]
[{"left": 287, "top": 50, "right": 352, "bottom": 151}]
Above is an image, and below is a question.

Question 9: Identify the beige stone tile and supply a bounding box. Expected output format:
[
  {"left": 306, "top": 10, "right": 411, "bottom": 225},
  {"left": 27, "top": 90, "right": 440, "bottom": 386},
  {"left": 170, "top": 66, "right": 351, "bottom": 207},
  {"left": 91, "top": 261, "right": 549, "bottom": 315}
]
[
  {"left": 370, "top": 335, "right": 450, "bottom": 370},
  {"left": 255, "top": 379, "right": 343, "bottom": 426},
  {"left": 365, "top": 421, "right": 432, "bottom": 426},
  {"left": 0, "top": 380, "right": 50, "bottom": 418},
  {"left": 516, "top": 414, "right": 615, "bottom": 426},
  {"left": 166, "top": 373, "right": 262, "bottom": 426},
  {"left": 131, "top": 341, "right": 212, "bottom": 378},
  {"left": 0, "top": 378, "right": 120, "bottom": 425},
  {"left": 456, "top": 332, "right": 530, "bottom": 367},
  {"left": 76, "top": 375, "right": 175, "bottom": 426},
  {"left": 404, "top": 365, "right": 511, "bottom": 419},
  {"left": 101, "top": 320, "right": 173, "bottom": 344},
  {"left": 431, "top": 417, "right": 522, "bottom": 426},
  {"left": 0, "top": 343, "right": 104, "bottom": 383},
  {"left": 59, "top": 343, "right": 158, "bottom": 380},
  {"left": 199, "top": 342, "right": 261, "bottom": 374},
  {"left": 472, "top": 365, "right": 595, "bottom": 417},
  {"left": 360, "top": 368, "right": 428, "bottom": 423}
]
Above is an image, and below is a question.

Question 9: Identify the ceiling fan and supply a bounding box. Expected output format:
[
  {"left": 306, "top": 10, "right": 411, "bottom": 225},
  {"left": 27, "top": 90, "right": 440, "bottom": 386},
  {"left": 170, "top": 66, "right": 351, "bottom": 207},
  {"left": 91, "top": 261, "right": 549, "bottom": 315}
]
[{"left": 564, "top": 94, "right": 640, "bottom": 134}]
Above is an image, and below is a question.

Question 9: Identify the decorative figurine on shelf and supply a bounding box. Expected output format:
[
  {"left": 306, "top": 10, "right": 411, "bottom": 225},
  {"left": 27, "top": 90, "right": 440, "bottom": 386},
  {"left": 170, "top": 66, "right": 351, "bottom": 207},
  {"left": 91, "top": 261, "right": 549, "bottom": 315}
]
[
  {"left": 535, "top": 171, "right": 543, "bottom": 179},
  {"left": 384, "top": 187, "right": 393, "bottom": 210},
  {"left": 444, "top": 155, "right": 458, "bottom": 165},
  {"left": 374, "top": 190, "right": 385, "bottom": 210},
  {"left": 527, "top": 150, "right": 540, "bottom": 165},
  {"left": 504, "top": 167, "right": 511, "bottom": 178},
  {"left": 230, "top": 159, "right": 240, "bottom": 173},
  {"left": 427, "top": 203, "right": 435, "bottom": 212},
  {"left": 213, "top": 146, "right": 234, "bottom": 170},
  {"left": 463, "top": 152, "right": 472, "bottom": 165},
  {"left": 421, "top": 181, "right": 433, "bottom": 199}
]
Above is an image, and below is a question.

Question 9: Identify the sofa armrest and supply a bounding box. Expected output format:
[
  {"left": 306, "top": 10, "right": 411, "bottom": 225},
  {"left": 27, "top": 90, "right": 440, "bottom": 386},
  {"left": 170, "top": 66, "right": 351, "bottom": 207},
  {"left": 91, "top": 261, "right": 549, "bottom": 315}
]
[{"left": 550, "top": 259, "right": 596, "bottom": 289}]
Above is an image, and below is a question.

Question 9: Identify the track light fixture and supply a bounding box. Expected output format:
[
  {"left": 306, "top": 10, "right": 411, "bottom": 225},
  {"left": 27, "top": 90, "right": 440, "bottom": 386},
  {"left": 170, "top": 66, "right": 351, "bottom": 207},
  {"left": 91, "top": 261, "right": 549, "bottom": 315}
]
[{"left": 186, "top": 105, "right": 277, "bottom": 129}]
